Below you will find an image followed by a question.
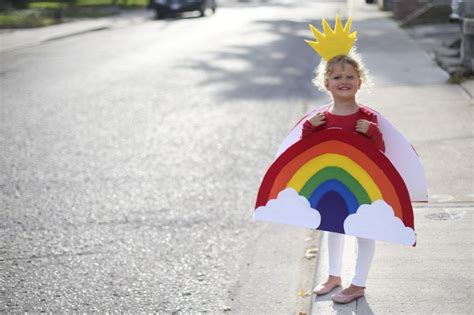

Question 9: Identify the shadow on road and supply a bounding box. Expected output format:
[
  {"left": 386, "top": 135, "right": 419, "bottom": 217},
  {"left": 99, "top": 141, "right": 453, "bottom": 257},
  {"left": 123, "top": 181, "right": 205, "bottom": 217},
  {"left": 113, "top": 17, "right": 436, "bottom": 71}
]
[
  {"left": 179, "top": 18, "right": 326, "bottom": 102},
  {"left": 177, "top": 15, "right": 443, "bottom": 103}
]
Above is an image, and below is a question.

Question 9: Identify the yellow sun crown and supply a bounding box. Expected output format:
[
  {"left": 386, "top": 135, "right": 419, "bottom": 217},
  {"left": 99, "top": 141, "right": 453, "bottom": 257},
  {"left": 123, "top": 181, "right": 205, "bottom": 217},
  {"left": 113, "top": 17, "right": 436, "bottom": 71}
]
[{"left": 305, "top": 16, "right": 357, "bottom": 62}]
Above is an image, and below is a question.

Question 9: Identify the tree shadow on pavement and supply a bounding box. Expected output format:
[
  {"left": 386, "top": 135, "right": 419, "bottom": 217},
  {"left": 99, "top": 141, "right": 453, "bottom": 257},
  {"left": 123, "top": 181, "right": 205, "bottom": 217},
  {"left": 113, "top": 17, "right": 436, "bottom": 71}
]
[
  {"left": 178, "top": 18, "right": 328, "bottom": 103},
  {"left": 178, "top": 15, "right": 445, "bottom": 104}
]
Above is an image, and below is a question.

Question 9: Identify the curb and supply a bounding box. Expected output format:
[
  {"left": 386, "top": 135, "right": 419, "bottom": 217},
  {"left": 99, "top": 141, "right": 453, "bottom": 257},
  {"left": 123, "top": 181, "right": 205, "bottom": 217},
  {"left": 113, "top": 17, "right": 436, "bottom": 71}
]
[
  {"left": 0, "top": 25, "right": 111, "bottom": 54},
  {"left": 460, "top": 80, "right": 474, "bottom": 102},
  {"left": 307, "top": 234, "right": 324, "bottom": 313},
  {"left": 43, "top": 25, "right": 110, "bottom": 43}
]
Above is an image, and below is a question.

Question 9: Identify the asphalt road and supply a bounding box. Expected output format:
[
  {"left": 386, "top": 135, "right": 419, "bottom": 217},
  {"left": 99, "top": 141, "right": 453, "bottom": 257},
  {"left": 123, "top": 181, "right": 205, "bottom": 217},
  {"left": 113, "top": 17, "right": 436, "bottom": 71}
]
[{"left": 1, "top": 0, "right": 348, "bottom": 312}]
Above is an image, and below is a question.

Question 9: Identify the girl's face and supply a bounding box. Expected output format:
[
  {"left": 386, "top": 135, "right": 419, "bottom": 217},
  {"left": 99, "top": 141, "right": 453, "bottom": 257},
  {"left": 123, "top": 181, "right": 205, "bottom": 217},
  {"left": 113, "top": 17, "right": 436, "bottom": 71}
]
[{"left": 324, "top": 63, "right": 361, "bottom": 101}]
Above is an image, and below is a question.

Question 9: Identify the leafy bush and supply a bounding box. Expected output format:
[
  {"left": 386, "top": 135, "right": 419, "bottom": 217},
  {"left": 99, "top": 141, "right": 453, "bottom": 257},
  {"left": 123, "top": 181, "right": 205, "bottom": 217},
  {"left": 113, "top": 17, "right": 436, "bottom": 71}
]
[
  {"left": 0, "top": 9, "right": 57, "bottom": 27},
  {"left": 29, "top": 2, "right": 65, "bottom": 9}
]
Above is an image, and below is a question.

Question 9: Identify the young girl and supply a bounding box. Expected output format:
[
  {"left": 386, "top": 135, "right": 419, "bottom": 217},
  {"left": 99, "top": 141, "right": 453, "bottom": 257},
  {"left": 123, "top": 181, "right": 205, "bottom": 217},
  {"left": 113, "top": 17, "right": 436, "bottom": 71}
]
[{"left": 301, "top": 53, "right": 385, "bottom": 304}]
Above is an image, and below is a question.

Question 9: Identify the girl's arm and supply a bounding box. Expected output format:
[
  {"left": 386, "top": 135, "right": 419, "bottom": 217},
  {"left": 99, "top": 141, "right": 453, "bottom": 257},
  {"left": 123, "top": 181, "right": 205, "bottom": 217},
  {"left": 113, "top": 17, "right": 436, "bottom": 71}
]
[
  {"left": 366, "top": 120, "right": 385, "bottom": 153},
  {"left": 356, "top": 108, "right": 385, "bottom": 152},
  {"left": 301, "top": 112, "right": 326, "bottom": 138}
]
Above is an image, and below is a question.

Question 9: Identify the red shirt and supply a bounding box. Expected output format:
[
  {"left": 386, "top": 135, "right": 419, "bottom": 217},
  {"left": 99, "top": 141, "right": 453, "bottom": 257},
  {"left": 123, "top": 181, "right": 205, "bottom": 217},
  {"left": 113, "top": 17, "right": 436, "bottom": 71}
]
[{"left": 301, "top": 107, "right": 385, "bottom": 152}]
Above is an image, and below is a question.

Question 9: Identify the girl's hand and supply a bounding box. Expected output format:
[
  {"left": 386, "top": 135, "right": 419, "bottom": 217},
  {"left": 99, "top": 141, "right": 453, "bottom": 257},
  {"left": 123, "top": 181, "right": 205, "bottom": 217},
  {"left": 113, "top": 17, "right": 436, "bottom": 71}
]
[
  {"left": 309, "top": 112, "right": 327, "bottom": 127},
  {"left": 356, "top": 119, "right": 371, "bottom": 135}
]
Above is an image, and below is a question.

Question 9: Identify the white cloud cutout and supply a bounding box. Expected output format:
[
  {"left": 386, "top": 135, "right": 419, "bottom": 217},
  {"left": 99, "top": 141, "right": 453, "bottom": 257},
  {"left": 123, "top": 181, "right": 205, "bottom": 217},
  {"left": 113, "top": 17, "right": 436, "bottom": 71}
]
[
  {"left": 343, "top": 200, "right": 416, "bottom": 246},
  {"left": 254, "top": 188, "right": 321, "bottom": 229}
]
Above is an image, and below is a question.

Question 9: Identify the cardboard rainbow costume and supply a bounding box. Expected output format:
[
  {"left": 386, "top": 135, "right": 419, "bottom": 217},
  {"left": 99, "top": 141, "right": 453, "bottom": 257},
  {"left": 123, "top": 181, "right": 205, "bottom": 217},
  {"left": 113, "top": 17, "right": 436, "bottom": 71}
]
[{"left": 253, "top": 17, "right": 428, "bottom": 246}]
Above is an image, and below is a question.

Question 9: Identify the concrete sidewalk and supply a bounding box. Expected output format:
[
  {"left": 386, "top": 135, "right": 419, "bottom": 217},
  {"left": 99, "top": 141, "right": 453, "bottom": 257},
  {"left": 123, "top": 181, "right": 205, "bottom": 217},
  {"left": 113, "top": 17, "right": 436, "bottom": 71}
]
[
  {"left": 310, "top": 1, "right": 473, "bottom": 314},
  {"left": 0, "top": 9, "right": 154, "bottom": 54}
]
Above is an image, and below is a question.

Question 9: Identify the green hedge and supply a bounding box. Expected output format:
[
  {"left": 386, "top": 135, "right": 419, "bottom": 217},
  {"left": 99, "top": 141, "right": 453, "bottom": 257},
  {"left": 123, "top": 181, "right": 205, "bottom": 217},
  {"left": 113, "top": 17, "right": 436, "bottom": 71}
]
[
  {"left": 29, "top": 2, "right": 65, "bottom": 9},
  {"left": 1, "top": 0, "right": 148, "bottom": 27},
  {"left": 0, "top": 9, "right": 57, "bottom": 27}
]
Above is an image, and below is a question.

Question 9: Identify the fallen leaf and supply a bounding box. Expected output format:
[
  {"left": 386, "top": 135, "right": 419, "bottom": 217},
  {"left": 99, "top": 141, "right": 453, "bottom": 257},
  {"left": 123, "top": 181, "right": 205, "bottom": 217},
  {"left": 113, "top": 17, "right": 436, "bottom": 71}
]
[
  {"left": 305, "top": 247, "right": 318, "bottom": 259},
  {"left": 297, "top": 289, "right": 310, "bottom": 297},
  {"left": 306, "top": 247, "right": 318, "bottom": 254}
]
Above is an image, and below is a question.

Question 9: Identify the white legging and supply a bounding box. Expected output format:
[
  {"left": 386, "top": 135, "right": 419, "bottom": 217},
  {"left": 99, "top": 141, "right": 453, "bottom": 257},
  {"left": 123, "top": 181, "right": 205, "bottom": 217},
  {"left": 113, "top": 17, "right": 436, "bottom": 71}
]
[{"left": 328, "top": 232, "right": 375, "bottom": 287}]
